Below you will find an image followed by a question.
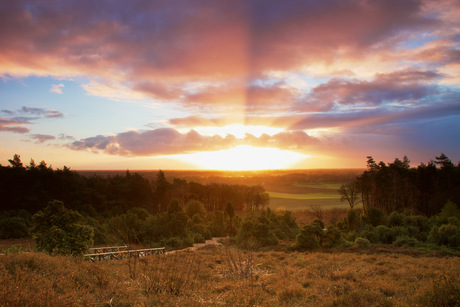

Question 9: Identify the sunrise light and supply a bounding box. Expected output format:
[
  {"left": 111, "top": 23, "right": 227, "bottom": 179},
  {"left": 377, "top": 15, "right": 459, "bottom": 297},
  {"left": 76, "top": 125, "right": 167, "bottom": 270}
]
[{"left": 176, "top": 145, "right": 308, "bottom": 171}]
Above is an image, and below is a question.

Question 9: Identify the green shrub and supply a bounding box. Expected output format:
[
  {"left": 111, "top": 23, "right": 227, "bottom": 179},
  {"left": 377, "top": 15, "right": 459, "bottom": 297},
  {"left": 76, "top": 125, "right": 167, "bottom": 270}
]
[
  {"left": 366, "top": 207, "right": 385, "bottom": 227},
  {"left": 0, "top": 217, "right": 29, "bottom": 239},
  {"left": 345, "top": 210, "right": 361, "bottom": 232},
  {"left": 322, "top": 226, "right": 343, "bottom": 248},
  {"left": 387, "top": 211, "right": 403, "bottom": 227},
  {"left": 428, "top": 218, "right": 460, "bottom": 249},
  {"left": 292, "top": 221, "right": 323, "bottom": 250},
  {"left": 209, "top": 210, "right": 226, "bottom": 237},
  {"left": 375, "top": 225, "right": 395, "bottom": 244},
  {"left": 30, "top": 200, "right": 94, "bottom": 255},
  {"left": 357, "top": 228, "right": 379, "bottom": 243},
  {"left": 354, "top": 237, "right": 370, "bottom": 248},
  {"left": 185, "top": 200, "right": 207, "bottom": 219},
  {"left": 165, "top": 237, "right": 183, "bottom": 248},
  {"left": 403, "top": 215, "right": 431, "bottom": 233},
  {"left": 193, "top": 233, "right": 205, "bottom": 243},
  {"left": 237, "top": 214, "right": 278, "bottom": 249},
  {"left": 393, "top": 235, "right": 419, "bottom": 247}
]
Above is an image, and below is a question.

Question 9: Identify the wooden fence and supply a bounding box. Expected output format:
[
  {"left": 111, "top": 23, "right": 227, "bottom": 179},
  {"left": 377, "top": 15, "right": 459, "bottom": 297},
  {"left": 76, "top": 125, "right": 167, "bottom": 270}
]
[{"left": 84, "top": 246, "right": 165, "bottom": 262}]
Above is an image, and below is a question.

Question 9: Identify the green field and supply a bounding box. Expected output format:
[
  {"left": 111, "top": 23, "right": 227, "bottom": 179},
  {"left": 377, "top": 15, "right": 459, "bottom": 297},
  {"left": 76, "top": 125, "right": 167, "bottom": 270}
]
[
  {"left": 269, "top": 192, "right": 341, "bottom": 200},
  {"left": 293, "top": 183, "right": 343, "bottom": 189},
  {"left": 267, "top": 182, "right": 348, "bottom": 211}
]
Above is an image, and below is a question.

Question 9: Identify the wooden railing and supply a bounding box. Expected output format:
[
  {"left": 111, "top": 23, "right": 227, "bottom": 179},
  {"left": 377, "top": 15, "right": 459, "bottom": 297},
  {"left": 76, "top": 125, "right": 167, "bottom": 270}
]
[
  {"left": 87, "top": 245, "right": 127, "bottom": 254},
  {"left": 84, "top": 246, "right": 165, "bottom": 262}
]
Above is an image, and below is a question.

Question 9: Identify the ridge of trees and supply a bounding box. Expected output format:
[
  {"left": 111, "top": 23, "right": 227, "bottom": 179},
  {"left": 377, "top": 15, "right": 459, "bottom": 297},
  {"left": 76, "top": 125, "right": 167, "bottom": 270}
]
[
  {"left": 338, "top": 153, "right": 460, "bottom": 216},
  {"left": 0, "top": 155, "right": 269, "bottom": 215}
]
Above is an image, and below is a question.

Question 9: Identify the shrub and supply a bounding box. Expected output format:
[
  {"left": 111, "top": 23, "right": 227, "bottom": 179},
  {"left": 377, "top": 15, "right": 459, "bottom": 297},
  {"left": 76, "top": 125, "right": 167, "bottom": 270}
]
[
  {"left": 237, "top": 214, "right": 278, "bottom": 249},
  {"left": 185, "top": 200, "right": 207, "bottom": 219},
  {"left": 375, "top": 225, "right": 395, "bottom": 244},
  {"left": 387, "top": 211, "right": 403, "bottom": 227},
  {"left": 354, "top": 237, "right": 370, "bottom": 248},
  {"left": 193, "top": 233, "right": 205, "bottom": 243},
  {"left": 292, "top": 221, "right": 323, "bottom": 250},
  {"left": 343, "top": 210, "right": 361, "bottom": 232},
  {"left": 0, "top": 217, "right": 29, "bottom": 239},
  {"left": 209, "top": 210, "right": 226, "bottom": 237},
  {"left": 393, "top": 235, "right": 419, "bottom": 247},
  {"left": 428, "top": 218, "right": 460, "bottom": 249},
  {"left": 165, "top": 237, "right": 183, "bottom": 248},
  {"left": 366, "top": 207, "right": 385, "bottom": 227},
  {"left": 322, "top": 226, "right": 343, "bottom": 248},
  {"left": 357, "top": 228, "right": 379, "bottom": 243},
  {"left": 30, "top": 200, "right": 94, "bottom": 255}
]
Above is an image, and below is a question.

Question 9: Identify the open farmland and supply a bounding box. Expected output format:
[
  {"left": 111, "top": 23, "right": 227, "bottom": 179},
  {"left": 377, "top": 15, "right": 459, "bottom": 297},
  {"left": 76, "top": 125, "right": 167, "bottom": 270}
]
[{"left": 266, "top": 183, "right": 349, "bottom": 211}]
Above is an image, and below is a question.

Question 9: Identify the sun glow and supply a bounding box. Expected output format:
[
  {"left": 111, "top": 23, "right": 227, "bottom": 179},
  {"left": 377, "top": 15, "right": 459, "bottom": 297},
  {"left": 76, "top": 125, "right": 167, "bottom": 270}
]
[
  {"left": 179, "top": 125, "right": 284, "bottom": 138},
  {"left": 177, "top": 145, "right": 308, "bottom": 170}
]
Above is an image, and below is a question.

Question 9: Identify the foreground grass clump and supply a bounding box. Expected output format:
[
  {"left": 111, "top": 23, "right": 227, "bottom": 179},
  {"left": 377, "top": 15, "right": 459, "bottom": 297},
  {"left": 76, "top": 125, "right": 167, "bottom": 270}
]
[{"left": 1, "top": 244, "right": 459, "bottom": 306}]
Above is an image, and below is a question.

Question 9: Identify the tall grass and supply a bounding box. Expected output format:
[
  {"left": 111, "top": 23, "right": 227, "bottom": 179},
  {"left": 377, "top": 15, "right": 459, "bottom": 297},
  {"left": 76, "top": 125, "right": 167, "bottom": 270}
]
[{"left": 1, "top": 243, "right": 459, "bottom": 306}]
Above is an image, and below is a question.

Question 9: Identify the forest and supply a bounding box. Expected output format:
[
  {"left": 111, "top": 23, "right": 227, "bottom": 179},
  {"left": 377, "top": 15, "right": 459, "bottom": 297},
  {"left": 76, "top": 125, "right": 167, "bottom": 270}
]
[{"left": 0, "top": 153, "right": 459, "bottom": 254}]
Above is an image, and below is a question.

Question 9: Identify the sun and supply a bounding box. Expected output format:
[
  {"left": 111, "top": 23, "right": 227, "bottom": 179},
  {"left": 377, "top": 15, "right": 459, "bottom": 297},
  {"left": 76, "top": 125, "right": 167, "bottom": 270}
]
[{"left": 177, "top": 145, "right": 308, "bottom": 170}]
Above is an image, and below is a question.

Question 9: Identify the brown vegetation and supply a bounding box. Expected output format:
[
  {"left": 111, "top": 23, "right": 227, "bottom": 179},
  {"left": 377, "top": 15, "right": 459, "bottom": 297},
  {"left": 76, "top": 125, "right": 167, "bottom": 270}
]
[{"left": 1, "top": 243, "right": 458, "bottom": 306}]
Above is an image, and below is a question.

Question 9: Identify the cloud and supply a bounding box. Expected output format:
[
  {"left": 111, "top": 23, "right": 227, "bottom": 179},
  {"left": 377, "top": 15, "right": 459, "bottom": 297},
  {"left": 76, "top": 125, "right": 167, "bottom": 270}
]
[
  {"left": 0, "top": 106, "right": 64, "bottom": 134},
  {"left": 0, "top": 118, "right": 30, "bottom": 133},
  {"left": 289, "top": 99, "right": 460, "bottom": 132},
  {"left": 18, "top": 106, "right": 64, "bottom": 118},
  {"left": 293, "top": 69, "right": 442, "bottom": 111},
  {"left": 68, "top": 127, "right": 319, "bottom": 156},
  {"left": 30, "top": 134, "right": 56, "bottom": 143},
  {"left": 50, "top": 83, "right": 64, "bottom": 94},
  {"left": 0, "top": 0, "right": 455, "bottom": 108}
]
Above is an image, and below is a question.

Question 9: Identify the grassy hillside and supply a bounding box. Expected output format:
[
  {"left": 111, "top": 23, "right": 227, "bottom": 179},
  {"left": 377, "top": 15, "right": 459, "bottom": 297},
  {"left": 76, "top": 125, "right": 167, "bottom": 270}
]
[{"left": 1, "top": 242, "right": 458, "bottom": 306}]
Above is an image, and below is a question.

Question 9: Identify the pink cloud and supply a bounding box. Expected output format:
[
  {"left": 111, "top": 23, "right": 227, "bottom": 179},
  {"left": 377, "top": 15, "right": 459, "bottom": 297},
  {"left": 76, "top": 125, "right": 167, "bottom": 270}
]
[
  {"left": 0, "top": 0, "right": 451, "bottom": 108},
  {"left": 68, "top": 127, "right": 318, "bottom": 156},
  {"left": 30, "top": 134, "right": 56, "bottom": 143},
  {"left": 0, "top": 118, "right": 30, "bottom": 133},
  {"left": 294, "top": 69, "right": 441, "bottom": 111}
]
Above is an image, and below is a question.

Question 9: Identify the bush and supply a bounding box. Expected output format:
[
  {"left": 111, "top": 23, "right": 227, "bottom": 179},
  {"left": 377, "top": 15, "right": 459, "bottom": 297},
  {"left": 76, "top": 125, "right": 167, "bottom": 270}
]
[
  {"left": 387, "top": 211, "right": 403, "bottom": 227},
  {"left": 0, "top": 217, "right": 29, "bottom": 239},
  {"left": 237, "top": 214, "right": 278, "bottom": 249},
  {"left": 393, "top": 235, "right": 419, "bottom": 247},
  {"left": 366, "top": 207, "right": 385, "bottom": 227},
  {"left": 165, "top": 237, "right": 183, "bottom": 248},
  {"left": 344, "top": 210, "right": 361, "bottom": 232},
  {"left": 30, "top": 200, "right": 94, "bottom": 255},
  {"left": 375, "top": 225, "right": 395, "bottom": 244},
  {"left": 292, "top": 221, "right": 323, "bottom": 250},
  {"left": 322, "top": 226, "right": 343, "bottom": 248},
  {"left": 193, "top": 233, "right": 205, "bottom": 243},
  {"left": 354, "top": 237, "right": 370, "bottom": 248},
  {"left": 428, "top": 217, "right": 460, "bottom": 249},
  {"left": 357, "top": 228, "right": 379, "bottom": 244}
]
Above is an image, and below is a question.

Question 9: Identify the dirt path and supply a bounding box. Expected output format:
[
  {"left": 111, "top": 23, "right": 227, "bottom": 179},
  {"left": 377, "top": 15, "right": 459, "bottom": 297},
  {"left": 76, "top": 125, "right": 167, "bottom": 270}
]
[{"left": 166, "top": 237, "right": 226, "bottom": 254}]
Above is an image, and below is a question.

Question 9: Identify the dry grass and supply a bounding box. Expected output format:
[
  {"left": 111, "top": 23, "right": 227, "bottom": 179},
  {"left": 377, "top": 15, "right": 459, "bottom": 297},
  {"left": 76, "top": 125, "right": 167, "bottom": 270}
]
[{"left": 1, "top": 243, "right": 459, "bottom": 306}]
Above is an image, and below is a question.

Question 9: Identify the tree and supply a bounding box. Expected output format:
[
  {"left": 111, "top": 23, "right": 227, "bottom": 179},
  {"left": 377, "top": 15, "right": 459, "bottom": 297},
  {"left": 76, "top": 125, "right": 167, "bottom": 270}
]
[
  {"left": 30, "top": 200, "right": 94, "bottom": 255},
  {"left": 153, "top": 170, "right": 170, "bottom": 213},
  {"left": 166, "top": 198, "right": 188, "bottom": 237},
  {"left": 8, "top": 154, "right": 23, "bottom": 168},
  {"left": 338, "top": 182, "right": 361, "bottom": 209}
]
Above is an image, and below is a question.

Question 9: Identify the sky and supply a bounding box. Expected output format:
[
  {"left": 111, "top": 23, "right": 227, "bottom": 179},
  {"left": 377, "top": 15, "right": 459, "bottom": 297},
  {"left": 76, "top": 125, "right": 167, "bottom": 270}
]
[{"left": 1, "top": 0, "right": 460, "bottom": 170}]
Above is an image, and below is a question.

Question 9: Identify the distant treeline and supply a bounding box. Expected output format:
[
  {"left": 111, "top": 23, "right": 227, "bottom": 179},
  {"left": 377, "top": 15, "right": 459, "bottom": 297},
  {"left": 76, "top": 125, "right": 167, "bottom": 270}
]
[
  {"left": 349, "top": 154, "right": 460, "bottom": 216},
  {"left": 0, "top": 154, "right": 269, "bottom": 215}
]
